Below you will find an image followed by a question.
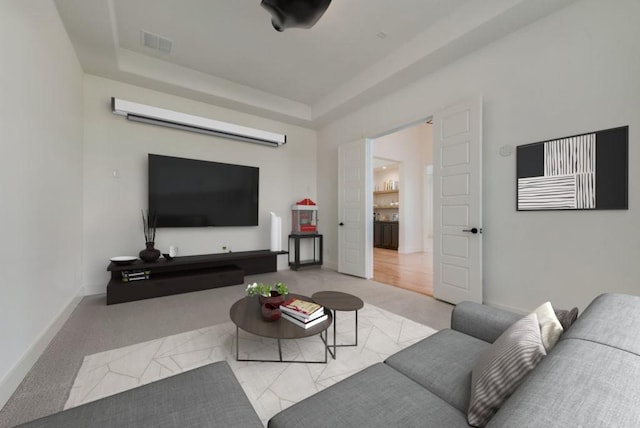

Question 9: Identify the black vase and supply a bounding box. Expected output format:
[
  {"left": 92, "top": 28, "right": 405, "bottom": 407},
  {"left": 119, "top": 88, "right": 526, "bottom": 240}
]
[{"left": 139, "top": 241, "right": 161, "bottom": 262}]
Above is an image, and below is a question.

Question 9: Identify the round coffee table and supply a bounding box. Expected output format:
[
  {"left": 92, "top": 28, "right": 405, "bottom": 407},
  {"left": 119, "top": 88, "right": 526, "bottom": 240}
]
[
  {"left": 311, "top": 291, "right": 364, "bottom": 359},
  {"left": 229, "top": 293, "right": 332, "bottom": 363}
]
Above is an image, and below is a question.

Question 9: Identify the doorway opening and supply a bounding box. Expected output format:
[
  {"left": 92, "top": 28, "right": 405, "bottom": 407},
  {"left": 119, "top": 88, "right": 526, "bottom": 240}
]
[
  {"left": 337, "top": 97, "right": 482, "bottom": 303},
  {"left": 371, "top": 120, "right": 434, "bottom": 296}
]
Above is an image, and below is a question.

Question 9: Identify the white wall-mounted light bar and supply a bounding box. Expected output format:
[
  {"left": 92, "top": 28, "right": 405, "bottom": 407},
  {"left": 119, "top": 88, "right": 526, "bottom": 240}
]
[{"left": 111, "top": 97, "right": 286, "bottom": 147}]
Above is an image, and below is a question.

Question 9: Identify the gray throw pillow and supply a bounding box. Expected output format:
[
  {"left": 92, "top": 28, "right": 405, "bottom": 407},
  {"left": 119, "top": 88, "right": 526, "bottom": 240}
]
[
  {"left": 467, "top": 312, "right": 547, "bottom": 427},
  {"left": 554, "top": 307, "right": 579, "bottom": 331}
]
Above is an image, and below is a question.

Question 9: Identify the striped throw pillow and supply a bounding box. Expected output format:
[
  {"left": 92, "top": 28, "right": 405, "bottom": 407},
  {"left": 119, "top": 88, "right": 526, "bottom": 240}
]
[{"left": 467, "top": 312, "right": 547, "bottom": 427}]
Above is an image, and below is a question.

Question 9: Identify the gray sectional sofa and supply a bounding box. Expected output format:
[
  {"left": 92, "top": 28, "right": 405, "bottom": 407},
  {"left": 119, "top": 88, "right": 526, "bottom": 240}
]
[
  {"left": 16, "top": 293, "right": 640, "bottom": 427},
  {"left": 16, "top": 361, "right": 263, "bottom": 428},
  {"left": 269, "top": 293, "right": 640, "bottom": 427}
]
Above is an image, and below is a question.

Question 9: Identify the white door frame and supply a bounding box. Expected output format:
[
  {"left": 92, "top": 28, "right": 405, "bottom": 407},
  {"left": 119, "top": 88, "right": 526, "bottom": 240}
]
[{"left": 423, "top": 164, "right": 434, "bottom": 252}]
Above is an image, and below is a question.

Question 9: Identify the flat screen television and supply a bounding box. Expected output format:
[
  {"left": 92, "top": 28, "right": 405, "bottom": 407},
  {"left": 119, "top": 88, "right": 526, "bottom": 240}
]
[{"left": 148, "top": 154, "right": 259, "bottom": 227}]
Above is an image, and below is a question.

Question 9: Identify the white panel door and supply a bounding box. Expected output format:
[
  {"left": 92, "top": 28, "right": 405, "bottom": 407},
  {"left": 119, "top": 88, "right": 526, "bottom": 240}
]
[
  {"left": 338, "top": 139, "right": 373, "bottom": 278},
  {"left": 433, "top": 98, "right": 483, "bottom": 304}
]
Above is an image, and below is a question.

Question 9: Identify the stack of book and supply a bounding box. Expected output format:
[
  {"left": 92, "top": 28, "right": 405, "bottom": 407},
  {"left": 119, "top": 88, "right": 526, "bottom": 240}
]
[
  {"left": 121, "top": 269, "right": 150, "bottom": 283},
  {"left": 279, "top": 297, "right": 328, "bottom": 329}
]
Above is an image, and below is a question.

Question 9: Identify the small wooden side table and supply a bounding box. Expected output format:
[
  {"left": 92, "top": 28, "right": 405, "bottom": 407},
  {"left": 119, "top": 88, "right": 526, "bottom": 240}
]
[{"left": 312, "top": 291, "right": 364, "bottom": 359}]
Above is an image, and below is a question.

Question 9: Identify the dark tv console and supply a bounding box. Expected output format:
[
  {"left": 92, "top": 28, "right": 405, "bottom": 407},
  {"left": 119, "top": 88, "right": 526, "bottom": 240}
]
[{"left": 106, "top": 250, "right": 286, "bottom": 305}]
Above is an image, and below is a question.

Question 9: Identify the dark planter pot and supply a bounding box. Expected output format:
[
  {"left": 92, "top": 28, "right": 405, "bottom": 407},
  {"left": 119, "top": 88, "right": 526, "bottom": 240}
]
[
  {"left": 259, "top": 291, "right": 286, "bottom": 307},
  {"left": 261, "top": 302, "right": 281, "bottom": 322},
  {"left": 139, "top": 241, "right": 161, "bottom": 262}
]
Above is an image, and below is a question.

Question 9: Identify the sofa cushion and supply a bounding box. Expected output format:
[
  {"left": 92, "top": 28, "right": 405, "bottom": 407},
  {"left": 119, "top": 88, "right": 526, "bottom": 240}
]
[
  {"left": 451, "top": 301, "right": 522, "bottom": 343},
  {"left": 487, "top": 338, "right": 640, "bottom": 427},
  {"left": 268, "top": 363, "right": 470, "bottom": 428},
  {"left": 16, "top": 361, "right": 263, "bottom": 428},
  {"left": 385, "top": 329, "right": 491, "bottom": 412},
  {"left": 562, "top": 293, "right": 640, "bottom": 354},
  {"left": 467, "top": 312, "right": 546, "bottom": 427}
]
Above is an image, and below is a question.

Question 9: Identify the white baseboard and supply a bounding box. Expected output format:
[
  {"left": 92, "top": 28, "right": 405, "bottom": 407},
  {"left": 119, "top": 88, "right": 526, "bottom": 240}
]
[
  {"left": 397, "top": 248, "right": 425, "bottom": 255},
  {"left": 0, "top": 286, "right": 84, "bottom": 409}
]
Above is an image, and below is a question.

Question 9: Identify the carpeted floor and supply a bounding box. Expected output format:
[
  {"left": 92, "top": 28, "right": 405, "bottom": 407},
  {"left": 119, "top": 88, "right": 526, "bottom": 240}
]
[
  {"left": 0, "top": 268, "right": 453, "bottom": 427},
  {"left": 65, "top": 304, "right": 436, "bottom": 426}
]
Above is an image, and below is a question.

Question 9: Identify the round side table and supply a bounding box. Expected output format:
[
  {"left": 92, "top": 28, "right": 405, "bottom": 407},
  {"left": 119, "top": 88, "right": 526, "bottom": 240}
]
[{"left": 311, "top": 291, "right": 364, "bottom": 359}]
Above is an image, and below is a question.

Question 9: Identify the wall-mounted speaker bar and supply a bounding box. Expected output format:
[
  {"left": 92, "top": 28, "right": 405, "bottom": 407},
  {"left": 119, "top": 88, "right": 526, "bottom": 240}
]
[{"left": 111, "top": 97, "right": 286, "bottom": 147}]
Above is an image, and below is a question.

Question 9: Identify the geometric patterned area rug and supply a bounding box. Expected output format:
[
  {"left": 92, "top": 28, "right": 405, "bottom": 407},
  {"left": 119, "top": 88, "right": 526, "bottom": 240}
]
[{"left": 65, "top": 304, "right": 437, "bottom": 426}]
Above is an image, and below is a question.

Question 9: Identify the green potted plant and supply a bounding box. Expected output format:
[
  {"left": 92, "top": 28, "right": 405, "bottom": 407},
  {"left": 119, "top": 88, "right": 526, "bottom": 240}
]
[{"left": 246, "top": 281, "right": 288, "bottom": 306}]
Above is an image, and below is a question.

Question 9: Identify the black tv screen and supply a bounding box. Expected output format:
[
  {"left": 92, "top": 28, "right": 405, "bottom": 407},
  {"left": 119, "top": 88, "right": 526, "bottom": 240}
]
[{"left": 148, "top": 154, "right": 259, "bottom": 227}]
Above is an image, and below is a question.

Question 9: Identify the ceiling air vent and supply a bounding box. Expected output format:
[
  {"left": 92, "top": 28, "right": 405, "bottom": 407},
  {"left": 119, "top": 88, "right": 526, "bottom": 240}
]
[{"left": 141, "top": 30, "right": 172, "bottom": 54}]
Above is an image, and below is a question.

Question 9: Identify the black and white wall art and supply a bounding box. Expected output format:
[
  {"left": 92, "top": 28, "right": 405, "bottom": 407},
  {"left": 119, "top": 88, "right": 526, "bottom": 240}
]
[{"left": 516, "top": 126, "right": 628, "bottom": 211}]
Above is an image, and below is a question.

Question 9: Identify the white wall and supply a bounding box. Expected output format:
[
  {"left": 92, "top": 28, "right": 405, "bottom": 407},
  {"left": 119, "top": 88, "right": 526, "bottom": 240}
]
[
  {"left": 373, "top": 123, "right": 431, "bottom": 253},
  {"left": 0, "top": 0, "right": 84, "bottom": 407},
  {"left": 83, "top": 75, "right": 317, "bottom": 294},
  {"left": 318, "top": 0, "right": 640, "bottom": 313}
]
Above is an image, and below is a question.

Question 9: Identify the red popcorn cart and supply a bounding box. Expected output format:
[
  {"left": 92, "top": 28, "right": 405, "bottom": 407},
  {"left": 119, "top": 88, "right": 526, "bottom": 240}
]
[{"left": 291, "top": 198, "right": 318, "bottom": 234}]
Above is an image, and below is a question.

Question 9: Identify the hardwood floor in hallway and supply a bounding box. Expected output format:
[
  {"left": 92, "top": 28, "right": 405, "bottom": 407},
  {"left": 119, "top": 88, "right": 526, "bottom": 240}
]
[{"left": 373, "top": 248, "right": 433, "bottom": 296}]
